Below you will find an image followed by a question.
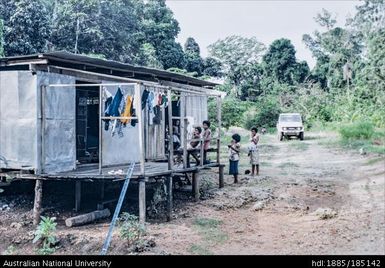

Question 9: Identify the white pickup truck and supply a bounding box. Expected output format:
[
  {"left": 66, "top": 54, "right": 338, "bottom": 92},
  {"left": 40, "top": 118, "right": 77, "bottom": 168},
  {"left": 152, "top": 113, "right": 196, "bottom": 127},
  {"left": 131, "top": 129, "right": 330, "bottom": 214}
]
[{"left": 277, "top": 113, "right": 304, "bottom": 141}]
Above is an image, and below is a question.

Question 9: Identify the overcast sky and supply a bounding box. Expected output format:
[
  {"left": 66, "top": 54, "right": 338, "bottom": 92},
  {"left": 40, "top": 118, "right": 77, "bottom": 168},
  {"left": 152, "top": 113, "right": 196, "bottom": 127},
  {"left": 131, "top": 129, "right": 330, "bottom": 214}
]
[{"left": 166, "top": 0, "right": 360, "bottom": 68}]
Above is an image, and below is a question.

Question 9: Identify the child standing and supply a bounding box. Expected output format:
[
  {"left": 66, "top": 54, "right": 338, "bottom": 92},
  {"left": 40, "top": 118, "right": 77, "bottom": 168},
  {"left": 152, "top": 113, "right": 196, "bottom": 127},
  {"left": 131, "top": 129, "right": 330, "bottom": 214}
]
[
  {"left": 228, "top": 133, "right": 241, "bottom": 183},
  {"left": 248, "top": 127, "right": 260, "bottom": 176},
  {"left": 202, "top": 120, "right": 212, "bottom": 164}
]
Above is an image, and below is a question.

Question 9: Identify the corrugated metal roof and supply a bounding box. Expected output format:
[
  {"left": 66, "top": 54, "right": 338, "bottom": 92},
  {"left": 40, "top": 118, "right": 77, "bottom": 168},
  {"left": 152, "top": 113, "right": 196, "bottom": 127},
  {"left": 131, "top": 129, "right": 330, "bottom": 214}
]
[{"left": 0, "top": 51, "right": 218, "bottom": 88}]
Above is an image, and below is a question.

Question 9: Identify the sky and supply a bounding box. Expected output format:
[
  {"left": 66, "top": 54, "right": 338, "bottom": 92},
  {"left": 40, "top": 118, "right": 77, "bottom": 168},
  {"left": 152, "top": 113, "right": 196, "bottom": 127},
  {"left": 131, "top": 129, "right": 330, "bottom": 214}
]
[{"left": 166, "top": 0, "right": 360, "bottom": 68}]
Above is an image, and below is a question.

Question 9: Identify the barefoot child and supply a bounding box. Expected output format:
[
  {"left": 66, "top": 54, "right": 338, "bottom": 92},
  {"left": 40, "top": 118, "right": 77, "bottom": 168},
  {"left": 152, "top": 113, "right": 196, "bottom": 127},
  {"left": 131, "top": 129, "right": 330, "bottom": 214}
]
[
  {"left": 228, "top": 133, "right": 241, "bottom": 183},
  {"left": 248, "top": 127, "right": 260, "bottom": 176}
]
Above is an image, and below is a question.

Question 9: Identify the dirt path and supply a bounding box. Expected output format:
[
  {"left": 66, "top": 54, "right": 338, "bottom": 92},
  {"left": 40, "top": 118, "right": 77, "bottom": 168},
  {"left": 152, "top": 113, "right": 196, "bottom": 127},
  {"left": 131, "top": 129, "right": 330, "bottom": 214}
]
[
  {"left": 143, "top": 131, "right": 385, "bottom": 255},
  {"left": 0, "top": 131, "right": 384, "bottom": 255}
]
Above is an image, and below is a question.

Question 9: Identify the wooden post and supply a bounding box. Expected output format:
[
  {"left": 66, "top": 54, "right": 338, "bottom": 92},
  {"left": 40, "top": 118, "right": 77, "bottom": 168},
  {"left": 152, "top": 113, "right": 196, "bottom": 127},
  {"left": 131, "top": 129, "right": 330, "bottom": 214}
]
[
  {"left": 135, "top": 83, "right": 145, "bottom": 176},
  {"left": 219, "top": 165, "right": 224, "bottom": 188},
  {"left": 200, "top": 137, "right": 204, "bottom": 166},
  {"left": 139, "top": 179, "right": 146, "bottom": 224},
  {"left": 181, "top": 94, "right": 187, "bottom": 168},
  {"left": 167, "top": 89, "right": 174, "bottom": 171},
  {"left": 166, "top": 176, "right": 173, "bottom": 221},
  {"left": 192, "top": 171, "right": 200, "bottom": 202},
  {"left": 216, "top": 96, "right": 222, "bottom": 164},
  {"left": 75, "top": 181, "right": 81, "bottom": 212},
  {"left": 33, "top": 180, "right": 43, "bottom": 225}
]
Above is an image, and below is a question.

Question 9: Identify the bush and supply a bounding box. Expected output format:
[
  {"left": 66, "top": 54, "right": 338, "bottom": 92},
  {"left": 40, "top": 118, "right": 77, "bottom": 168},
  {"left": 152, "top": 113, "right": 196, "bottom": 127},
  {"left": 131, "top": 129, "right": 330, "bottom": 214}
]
[
  {"left": 209, "top": 97, "right": 251, "bottom": 129},
  {"left": 33, "top": 216, "right": 57, "bottom": 255},
  {"left": 243, "top": 97, "right": 281, "bottom": 129},
  {"left": 339, "top": 121, "right": 375, "bottom": 140},
  {"left": 118, "top": 213, "right": 146, "bottom": 246}
]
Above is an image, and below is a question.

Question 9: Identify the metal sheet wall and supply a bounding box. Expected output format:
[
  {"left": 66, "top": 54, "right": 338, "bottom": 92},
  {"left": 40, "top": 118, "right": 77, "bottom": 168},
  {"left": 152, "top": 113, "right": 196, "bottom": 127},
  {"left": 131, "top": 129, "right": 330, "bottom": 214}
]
[
  {"left": 101, "top": 85, "right": 141, "bottom": 166},
  {"left": 0, "top": 71, "right": 38, "bottom": 170},
  {"left": 37, "top": 71, "right": 76, "bottom": 173}
]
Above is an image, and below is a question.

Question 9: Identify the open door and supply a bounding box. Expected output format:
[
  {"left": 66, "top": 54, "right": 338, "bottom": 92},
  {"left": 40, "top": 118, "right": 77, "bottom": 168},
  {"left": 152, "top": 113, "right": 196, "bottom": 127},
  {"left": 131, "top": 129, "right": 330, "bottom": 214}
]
[{"left": 75, "top": 82, "right": 100, "bottom": 164}]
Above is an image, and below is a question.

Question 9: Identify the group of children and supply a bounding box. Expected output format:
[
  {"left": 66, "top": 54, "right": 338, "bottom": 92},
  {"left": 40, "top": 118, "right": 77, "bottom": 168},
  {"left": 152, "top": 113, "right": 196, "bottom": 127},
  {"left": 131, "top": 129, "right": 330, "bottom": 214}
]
[
  {"left": 173, "top": 120, "right": 212, "bottom": 166},
  {"left": 173, "top": 120, "right": 260, "bottom": 183},
  {"left": 228, "top": 127, "right": 260, "bottom": 183}
]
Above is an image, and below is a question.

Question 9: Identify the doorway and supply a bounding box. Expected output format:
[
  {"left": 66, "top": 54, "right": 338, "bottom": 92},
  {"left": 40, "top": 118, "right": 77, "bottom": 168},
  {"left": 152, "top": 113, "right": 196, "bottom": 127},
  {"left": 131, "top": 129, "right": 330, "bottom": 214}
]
[{"left": 76, "top": 81, "right": 100, "bottom": 164}]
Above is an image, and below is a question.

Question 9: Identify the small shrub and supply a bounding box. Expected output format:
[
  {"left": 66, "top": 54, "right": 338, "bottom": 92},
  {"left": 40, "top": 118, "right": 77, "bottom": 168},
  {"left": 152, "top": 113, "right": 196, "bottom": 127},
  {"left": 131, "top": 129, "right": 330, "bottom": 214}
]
[
  {"left": 118, "top": 213, "right": 146, "bottom": 246},
  {"left": 339, "top": 121, "right": 374, "bottom": 140},
  {"left": 33, "top": 216, "right": 57, "bottom": 255}
]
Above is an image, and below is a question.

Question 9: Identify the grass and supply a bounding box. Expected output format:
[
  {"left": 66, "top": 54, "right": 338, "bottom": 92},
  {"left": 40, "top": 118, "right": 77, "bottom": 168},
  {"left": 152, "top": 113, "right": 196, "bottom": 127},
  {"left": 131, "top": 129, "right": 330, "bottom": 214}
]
[
  {"left": 365, "top": 157, "right": 385, "bottom": 166},
  {"left": 188, "top": 217, "right": 228, "bottom": 255},
  {"left": 189, "top": 244, "right": 213, "bottom": 255}
]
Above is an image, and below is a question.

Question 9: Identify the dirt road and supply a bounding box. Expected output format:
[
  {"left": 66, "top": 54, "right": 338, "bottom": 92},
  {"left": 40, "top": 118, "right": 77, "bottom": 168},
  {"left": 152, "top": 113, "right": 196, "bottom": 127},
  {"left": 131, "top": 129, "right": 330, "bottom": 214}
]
[
  {"left": 143, "top": 131, "right": 385, "bottom": 255},
  {"left": 0, "top": 131, "right": 384, "bottom": 255}
]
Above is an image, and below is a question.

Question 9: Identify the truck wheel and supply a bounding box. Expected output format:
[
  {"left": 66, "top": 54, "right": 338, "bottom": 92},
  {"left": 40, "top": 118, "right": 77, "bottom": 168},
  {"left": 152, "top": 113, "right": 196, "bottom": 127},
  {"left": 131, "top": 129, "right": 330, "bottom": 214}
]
[
  {"left": 279, "top": 132, "right": 284, "bottom": 141},
  {"left": 299, "top": 132, "right": 304, "bottom": 140}
]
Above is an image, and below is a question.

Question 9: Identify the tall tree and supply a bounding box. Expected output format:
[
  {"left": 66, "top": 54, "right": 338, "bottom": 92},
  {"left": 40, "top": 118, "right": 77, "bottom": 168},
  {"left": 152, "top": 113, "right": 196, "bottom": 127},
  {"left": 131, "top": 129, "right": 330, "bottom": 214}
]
[
  {"left": 2, "top": 0, "right": 51, "bottom": 56},
  {"left": 184, "top": 37, "right": 203, "bottom": 76},
  {"left": 202, "top": 57, "right": 223, "bottom": 78},
  {"left": 208, "top": 35, "right": 265, "bottom": 99},
  {"left": 261, "top": 38, "right": 309, "bottom": 90},
  {"left": 140, "top": 0, "right": 184, "bottom": 68},
  {"left": 51, "top": 0, "right": 101, "bottom": 54}
]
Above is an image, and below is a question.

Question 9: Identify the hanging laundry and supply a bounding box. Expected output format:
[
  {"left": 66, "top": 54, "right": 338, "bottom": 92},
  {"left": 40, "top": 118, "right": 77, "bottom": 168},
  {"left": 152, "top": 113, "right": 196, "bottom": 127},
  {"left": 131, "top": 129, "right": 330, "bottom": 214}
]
[
  {"left": 158, "top": 93, "right": 163, "bottom": 105},
  {"left": 153, "top": 105, "right": 162, "bottom": 125},
  {"left": 152, "top": 92, "right": 159, "bottom": 108},
  {"left": 141, "top": 89, "right": 149, "bottom": 110},
  {"left": 103, "top": 96, "right": 113, "bottom": 131},
  {"left": 120, "top": 95, "right": 133, "bottom": 125},
  {"left": 107, "top": 87, "right": 123, "bottom": 116},
  {"left": 130, "top": 97, "right": 138, "bottom": 127},
  {"left": 161, "top": 94, "right": 167, "bottom": 106},
  {"left": 147, "top": 91, "right": 155, "bottom": 126}
]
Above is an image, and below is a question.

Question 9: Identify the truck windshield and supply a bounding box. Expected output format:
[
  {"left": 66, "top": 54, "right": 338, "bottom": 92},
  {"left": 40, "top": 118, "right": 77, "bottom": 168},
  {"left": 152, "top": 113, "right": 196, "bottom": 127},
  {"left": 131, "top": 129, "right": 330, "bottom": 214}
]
[{"left": 280, "top": 115, "right": 302, "bottom": 122}]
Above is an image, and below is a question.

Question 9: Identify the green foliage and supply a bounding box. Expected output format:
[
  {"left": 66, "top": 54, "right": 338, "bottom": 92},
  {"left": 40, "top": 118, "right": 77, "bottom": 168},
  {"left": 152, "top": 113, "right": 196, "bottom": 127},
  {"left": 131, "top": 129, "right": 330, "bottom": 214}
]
[
  {"left": 339, "top": 121, "right": 374, "bottom": 140},
  {"left": 118, "top": 213, "right": 146, "bottom": 246},
  {"left": 33, "top": 216, "right": 57, "bottom": 255},
  {"left": 243, "top": 97, "right": 281, "bottom": 129},
  {"left": 203, "top": 57, "right": 223, "bottom": 77},
  {"left": 3, "top": 0, "right": 51, "bottom": 56},
  {"left": 215, "top": 97, "right": 251, "bottom": 129},
  {"left": 192, "top": 217, "right": 228, "bottom": 246},
  {"left": 261, "top": 38, "right": 310, "bottom": 86}
]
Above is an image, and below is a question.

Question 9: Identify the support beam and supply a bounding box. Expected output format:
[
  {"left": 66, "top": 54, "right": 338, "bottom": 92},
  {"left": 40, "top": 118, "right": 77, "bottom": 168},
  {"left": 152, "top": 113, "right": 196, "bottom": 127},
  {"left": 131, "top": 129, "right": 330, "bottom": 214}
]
[
  {"left": 192, "top": 172, "right": 200, "bottom": 202},
  {"left": 139, "top": 179, "right": 146, "bottom": 224},
  {"left": 167, "top": 89, "right": 174, "bottom": 171},
  {"left": 219, "top": 165, "right": 225, "bottom": 188},
  {"left": 216, "top": 96, "right": 222, "bottom": 164},
  {"left": 135, "top": 84, "right": 145, "bottom": 176},
  {"left": 166, "top": 176, "right": 173, "bottom": 221},
  {"left": 75, "top": 181, "right": 81, "bottom": 212},
  {"left": 33, "top": 180, "right": 43, "bottom": 225}
]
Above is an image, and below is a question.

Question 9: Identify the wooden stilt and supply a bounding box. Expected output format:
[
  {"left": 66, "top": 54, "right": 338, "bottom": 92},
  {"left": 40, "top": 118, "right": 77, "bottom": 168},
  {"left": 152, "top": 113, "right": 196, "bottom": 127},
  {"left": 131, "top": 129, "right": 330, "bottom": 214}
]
[
  {"left": 75, "top": 181, "right": 81, "bottom": 212},
  {"left": 33, "top": 180, "right": 43, "bottom": 225},
  {"left": 219, "top": 164, "right": 224, "bottom": 188},
  {"left": 139, "top": 179, "right": 146, "bottom": 224},
  {"left": 192, "top": 171, "right": 200, "bottom": 202},
  {"left": 166, "top": 176, "right": 173, "bottom": 221},
  {"left": 97, "top": 181, "right": 105, "bottom": 210}
]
